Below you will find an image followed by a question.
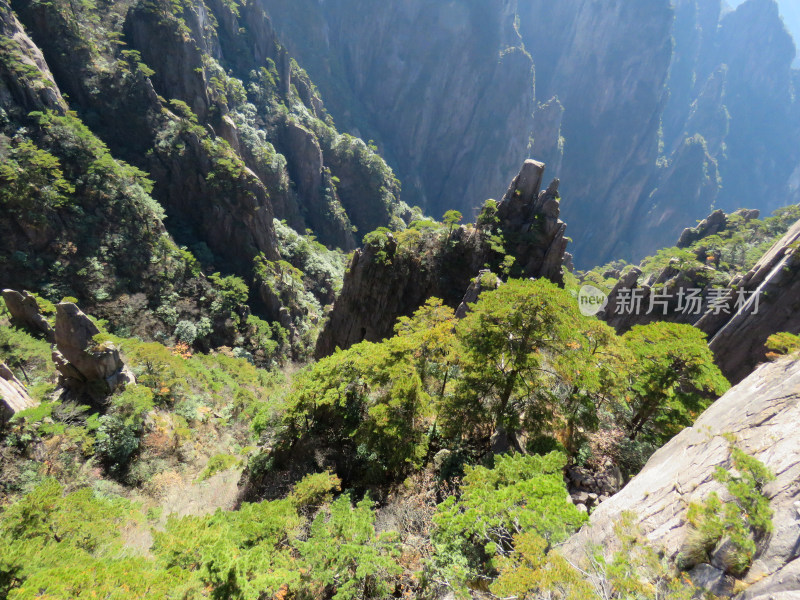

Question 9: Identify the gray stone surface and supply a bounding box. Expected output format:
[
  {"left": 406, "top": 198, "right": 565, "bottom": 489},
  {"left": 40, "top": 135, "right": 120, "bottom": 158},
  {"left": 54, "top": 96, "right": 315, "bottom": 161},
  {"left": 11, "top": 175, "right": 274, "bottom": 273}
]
[
  {"left": 689, "top": 563, "right": 735, "bottom": 597},
  {"left": 563, "top": 357, "right": 800, "bottom": 597},
  {"left": 53, "top": 302, "right": 135, "bottom": 399},
  {"left": 0, "top": 362, "right": 37, "bottom": 421},
  {"left": 2, "top": 289, "right": 55, "bottom": 342}
]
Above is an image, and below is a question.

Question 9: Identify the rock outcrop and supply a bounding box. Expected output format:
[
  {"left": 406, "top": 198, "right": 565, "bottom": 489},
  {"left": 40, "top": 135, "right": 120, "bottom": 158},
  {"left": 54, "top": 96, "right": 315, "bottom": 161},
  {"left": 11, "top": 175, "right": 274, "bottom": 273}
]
[
  {"left": 564, "top": 356, "right": 800, "bottom": 599},
  {"left": 698, "top": 217, "right": 800, "bottom": 384},
  {"left": 316, "top": 159, "right": 569, "bottom": 356},
  {"left": 677, "top": 208, "right": 760, "bottom": 248},
  {"left": 1, "top": 289, "right": 55, "bottom": 342},
  {"left": 455, "top": 270, "right": 501, "bottom": 319},
  {"left": 498, "top": 161, "right": 567, "bottom": 285},
  {"left": 0, "top": 362, "right": 37, "bottom": 422},
  {"left": 0, "top": 1, "right": 66, "bottom": 115},
  {"left": 600, "top": 209, "right": 800, "bottom": 384},
  {"left": 52, "top": 303, "right": 134, "bottom": 400}
]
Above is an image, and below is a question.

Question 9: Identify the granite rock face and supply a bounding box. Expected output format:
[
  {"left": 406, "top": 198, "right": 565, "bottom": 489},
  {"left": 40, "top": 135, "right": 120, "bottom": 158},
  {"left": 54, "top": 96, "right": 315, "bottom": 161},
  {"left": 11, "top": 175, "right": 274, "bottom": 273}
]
[
  {"left": 259, "top": 0, "right": 535, "bottom": 223},
  {"left": 518, "top": 0, "right": 675, "bottom": 265},
  {"left": 600, "top": 209, "right": 800, "bottom": 384},
  {"left": 1, "top": 289, "right": 55, "bottom": 342},
  {"left": 0, "top": 362, "right": 37, "bottom": 422},
  {"left": 699, "top": 218, "right": 800, "bottom": 384},
  {"left": 0, "top": 3, "right": 66, "bottom": 114},
  {"left": 498, "top": 161, "right": 567, "bottom": 285},
  {"left": 316, "top": 159, "right": 569, "bottom": 356},
  {"left": 258, "top": 0, "right": 800, "bottom": 267},
  {"left": 563, "top": 356, "right": 800, "bottom": 598},
  {"left": 52, "top": 303, "right": 135, "bottom": 400}
]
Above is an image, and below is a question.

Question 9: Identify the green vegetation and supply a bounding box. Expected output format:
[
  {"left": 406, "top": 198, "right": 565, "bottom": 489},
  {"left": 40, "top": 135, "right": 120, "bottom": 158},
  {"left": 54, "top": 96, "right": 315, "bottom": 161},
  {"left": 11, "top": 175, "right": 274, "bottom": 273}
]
[
  {"left": 428, "top": 452, "right": 587, "bottom": 595},
  {"left": 766, "top": 331, "right": 800, "bottom": 357},
  {"left": 276, "top": 278, "right": 728, "bottom": 485},
  {"left": 0, "top": 476, "right": 399, "bottom": 600},
  {"left": 622, "top": 322, "right": 730, "bottom": 446},
  {"left": 491, "top": 514, "right": 699, "bottom": 600},
  {"left": 0, "top": 137, "right": 74, "bottom": 220},
  {"left": 580, "top": 204, "right": 800, "bottom": 292},
  {"left": 0, "top": 0, "right": 776, "bottom": 597},
  {"left": 680, "top": 442, "right": 774, "bottom": 576}
]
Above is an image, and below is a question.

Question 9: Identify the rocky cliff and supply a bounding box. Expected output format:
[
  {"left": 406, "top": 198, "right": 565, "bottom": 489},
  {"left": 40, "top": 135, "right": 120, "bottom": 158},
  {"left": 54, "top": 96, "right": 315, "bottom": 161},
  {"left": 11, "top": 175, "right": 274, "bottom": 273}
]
[
  {"left": 517, "top": 0, "right": 674, "bottom": 264},
  {"left": 258, "top": 0, "right": 535, "bottom": 222},
  {"left": 700, "top": 217, "right": 800, "bottom": 384},
  {"left": 1, "top": 0, "right": 412, "bottom": 356},
  {"left": 257, "top": 0, "right": 800, "bottom": 267},
  {"left": 564, "top": 355, "right": 800, "bottom": 599},
  {"left": 628, "top": 0, "right": 800, "bottom": 261},
  {"left": 316, "top": 159, "right": 568, "bottom": 355},
  {"left": 598, "top": 209, "right": 800, "bottom": 384}
]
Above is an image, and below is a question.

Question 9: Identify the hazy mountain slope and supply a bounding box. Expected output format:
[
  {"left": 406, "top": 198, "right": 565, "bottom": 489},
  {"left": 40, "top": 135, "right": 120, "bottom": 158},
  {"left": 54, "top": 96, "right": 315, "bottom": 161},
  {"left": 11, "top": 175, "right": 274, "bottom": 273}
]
[
  {"left": 517, "top": 0, "right": 674, "bottom": 264},
  {"left": 731, "top": 0, "right": 800, "bottom": 65},
  {"left": 257, "top": 0, "right": 800, "bottom": 267},
  {"left": 257, "top": 0, "right": 536, "bottom": 220}
]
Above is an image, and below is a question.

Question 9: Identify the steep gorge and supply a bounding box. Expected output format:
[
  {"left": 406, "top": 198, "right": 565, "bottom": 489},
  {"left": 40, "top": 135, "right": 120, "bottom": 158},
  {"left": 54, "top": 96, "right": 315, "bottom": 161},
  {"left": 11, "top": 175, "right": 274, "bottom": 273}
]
[{"left": 258, "top": 0, "right": 800, "bottom": 267}]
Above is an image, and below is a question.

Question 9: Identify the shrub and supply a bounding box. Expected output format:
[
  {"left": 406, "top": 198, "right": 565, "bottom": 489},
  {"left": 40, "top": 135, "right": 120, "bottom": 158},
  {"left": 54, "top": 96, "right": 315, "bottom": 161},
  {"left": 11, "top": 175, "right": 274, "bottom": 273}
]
[
  {"left": 198, "top": 453, "right": 239, "bottom": 480},
  {"left": 174, "top": 320, "right": 198, "bottom": 345},
  {"left": 95, "top": 415, "right": 139, "bottom": 474},
  {"left": 765, "top": 331, "right": 800, "bottom": 357},
  {"left": 296, "top": 495, "right": 401, "bottom": 600},
  {"left": 679, "top": 442, "right": 774, "bottom": 576},
  {"left": 428, "top": 452, "right": 587, "bottom": 594}
]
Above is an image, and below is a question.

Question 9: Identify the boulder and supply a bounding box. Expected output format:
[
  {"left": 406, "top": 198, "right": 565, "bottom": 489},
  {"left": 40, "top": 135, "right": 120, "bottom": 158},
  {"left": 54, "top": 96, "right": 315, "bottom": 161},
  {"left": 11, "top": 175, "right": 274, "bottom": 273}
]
[
  {"left": 2, "top": 289, "right": 55, "bottom": 342},
  {"left": 677, "top": 209, "right": 728, "bottom": 248},
  {"left": 0, "top": 362, "right": 38, "bottom": 422},
  {"left": 53, "top": 303, "right": 134, "bottom": 399},
  {"left": 562, "top": 356, "right": 800, "bottom": 597},
  {"left": 455, "top": 270, "right": 500, "bottom": 319},
  {"left": 689, "top": 563, "right": 736, "bottom": 597}
]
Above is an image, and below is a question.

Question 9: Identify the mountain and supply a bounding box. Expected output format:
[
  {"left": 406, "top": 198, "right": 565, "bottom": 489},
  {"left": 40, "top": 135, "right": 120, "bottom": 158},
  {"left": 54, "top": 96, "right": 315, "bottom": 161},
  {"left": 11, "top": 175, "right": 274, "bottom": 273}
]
[
  {"left": 1, "top": 2, "right": 800, "bottom": 599},
  {"left": 730, "top": 0, "right": 800, "bottom": 65},
  {"left": 316, "top": 159, "right": 569, "bottom": 356},
  {"left": 258, "top": 0, "right": 800, "bottom": 267},
  {"left": 0, "top": 0, "right": 414, "bottom": 358},
  {"left": 565, "top": 354, "right": 800, "bottom": 599},
  {"left": 589, "top": 203, "right": 800, "bottom": 384}
]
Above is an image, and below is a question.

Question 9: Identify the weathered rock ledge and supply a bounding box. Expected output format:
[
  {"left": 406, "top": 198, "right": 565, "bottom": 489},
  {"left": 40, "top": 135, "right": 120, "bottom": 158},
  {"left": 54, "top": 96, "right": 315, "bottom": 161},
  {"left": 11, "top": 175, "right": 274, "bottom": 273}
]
[{"left": 563, "top": 356, "right": 800, "bottom": 598}]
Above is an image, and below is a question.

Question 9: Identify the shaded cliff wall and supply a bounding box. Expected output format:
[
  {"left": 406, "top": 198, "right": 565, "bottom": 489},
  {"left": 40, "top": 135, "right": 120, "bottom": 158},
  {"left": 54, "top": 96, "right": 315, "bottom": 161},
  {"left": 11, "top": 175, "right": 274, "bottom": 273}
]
[{"left": 257, "top": 0, "right": 800, "bottom": 267}]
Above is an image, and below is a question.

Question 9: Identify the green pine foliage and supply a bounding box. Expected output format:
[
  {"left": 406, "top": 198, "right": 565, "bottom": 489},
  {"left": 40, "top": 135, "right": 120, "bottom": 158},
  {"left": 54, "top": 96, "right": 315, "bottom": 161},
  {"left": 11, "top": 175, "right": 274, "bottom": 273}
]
[
  {"left": 765, "top": 331, "right": 800, "bottom": 357},
  {"left": 680, "top": 443, "right": 775, "bottom": 576},
  {"left": 490, "top": 514, "right": 699, "bottom": 600},
  {"left": 622, "top": 322, "right": 730, "bottom": 446},
  {"left": 428, "top": 452, "right": 587, "bottom": 596},
  {"left": 0, "top": 475, "right": 400, "bottom": 600},
  {"left": 276, "top": 279, "right": 727, "bottom": 488}
]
